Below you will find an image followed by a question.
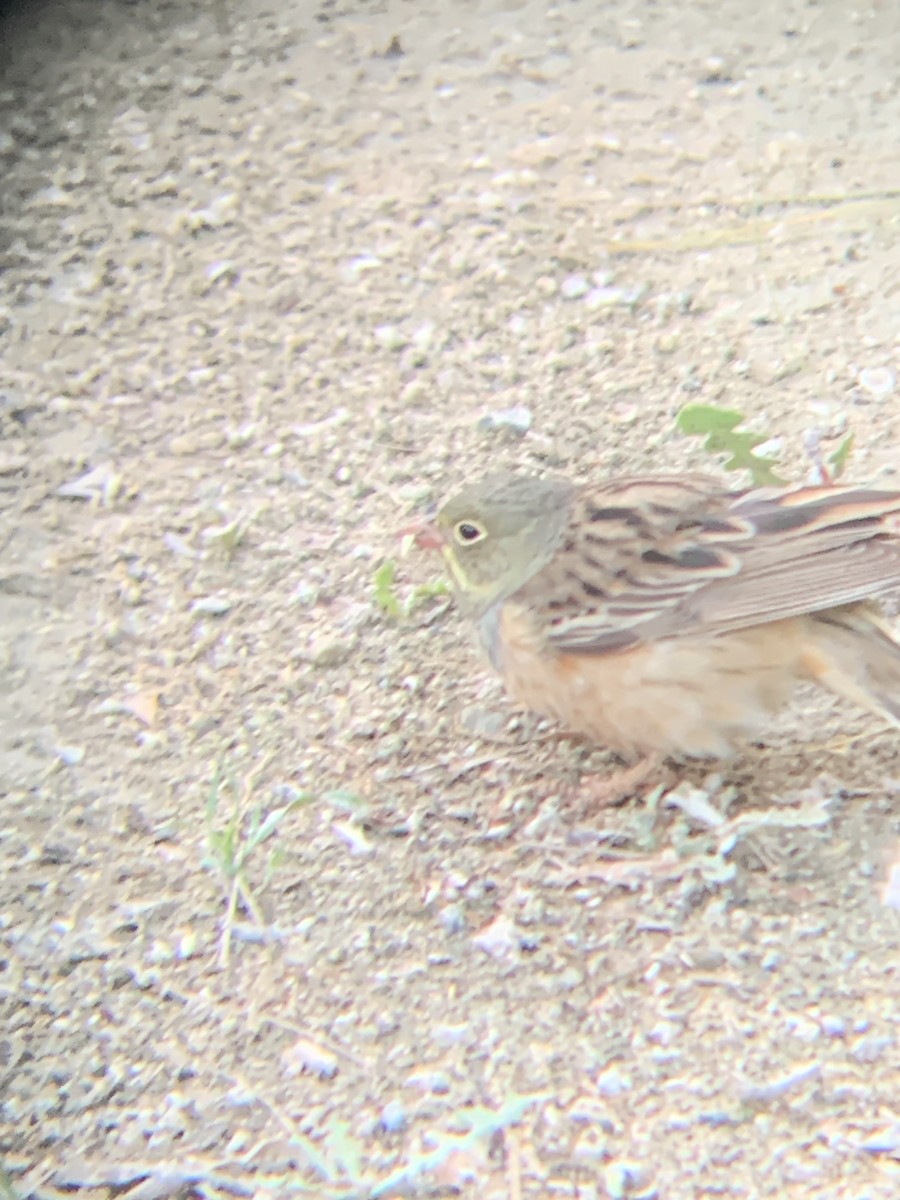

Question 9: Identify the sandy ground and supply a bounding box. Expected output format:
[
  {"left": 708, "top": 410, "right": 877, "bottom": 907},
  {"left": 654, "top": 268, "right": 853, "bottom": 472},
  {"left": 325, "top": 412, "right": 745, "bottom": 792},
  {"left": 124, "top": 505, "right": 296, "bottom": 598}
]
[{"left": 2, "top": 0, "right": 900, "bottom": 1196}]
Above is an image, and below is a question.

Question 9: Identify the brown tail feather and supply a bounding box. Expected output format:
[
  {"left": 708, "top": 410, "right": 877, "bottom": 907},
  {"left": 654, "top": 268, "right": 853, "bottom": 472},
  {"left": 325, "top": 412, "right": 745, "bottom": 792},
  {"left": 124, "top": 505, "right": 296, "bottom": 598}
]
[{"left": 804, "top": 604, "right": 900, "bottom": 728}]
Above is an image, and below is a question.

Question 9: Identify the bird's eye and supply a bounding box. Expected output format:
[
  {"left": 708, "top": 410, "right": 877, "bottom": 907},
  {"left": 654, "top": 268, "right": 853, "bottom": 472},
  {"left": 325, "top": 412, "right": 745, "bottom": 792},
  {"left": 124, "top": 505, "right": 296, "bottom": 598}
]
[{"left": 454, "top": 520, "right": 486, "bottom": 545}]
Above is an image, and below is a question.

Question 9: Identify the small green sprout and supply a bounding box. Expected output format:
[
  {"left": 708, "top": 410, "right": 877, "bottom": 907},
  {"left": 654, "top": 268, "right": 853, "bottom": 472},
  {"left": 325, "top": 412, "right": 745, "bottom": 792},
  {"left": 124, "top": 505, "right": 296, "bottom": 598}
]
[
  {"left": 252, "top": 1090, "right": 548, "bottom": 1197},
  {"left": 203, "top": 763, "right": 312, "bottom": 967},
  {"left": 676, "top": 404, "right": 787, "bottom": 486},
  {"left": 828, "top": 433, "right": 854, "bottom": 479},
  {"left": 373, "top": 559, "right": 449, "bottom": 620}
]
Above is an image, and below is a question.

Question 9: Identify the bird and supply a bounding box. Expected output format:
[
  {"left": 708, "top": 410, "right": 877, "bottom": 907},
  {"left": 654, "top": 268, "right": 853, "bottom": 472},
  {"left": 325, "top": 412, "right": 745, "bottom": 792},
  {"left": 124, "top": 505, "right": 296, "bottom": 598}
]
[{"left": 416, "top": 468, "right": 900, "bottom": 777}]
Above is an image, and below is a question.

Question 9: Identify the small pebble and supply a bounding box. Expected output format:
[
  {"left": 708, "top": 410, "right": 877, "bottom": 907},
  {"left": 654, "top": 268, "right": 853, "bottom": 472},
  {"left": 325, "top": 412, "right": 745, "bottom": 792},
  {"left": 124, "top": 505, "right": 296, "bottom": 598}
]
[
  {"left": 164, "top": 532, "right": 197, "bottom": 559},
  {"left": 281, "top": 1038, "right": 338, "bottom": 1080},
  {"left": 647, "top": 1021, "right": 680, "bottom": 1047},
  {"left": 437, "top": 903, "right": 466, "bottom": 934},
  {"left": 472, "top": 913, "right": 519, "bottom": 957},
  {"left": 301, "top": 634, "right": 355, "bottom": 667},
  {"left": 859, "top": 1124, "right": 900, "bottom": 1154},
  {"left": 431, "top": 1023, "right": 470, "bottom": 1047},
  {"left": 858, "top": 366, "right": 895, "bottom": 398},
  {"left": 226, "top": 422, "right": 255, "bottom": 448},
  {"left": 595, "top": 1066, "right": 631, "bottom": 1096},
  {"left": 850, "top": 1034, "right": 892, "bottom": 1063},
  {"left": 412, "top": 322, "right": 435, "bottom": 350},
  {"left": 176, "top": 932, "right": 198, "bottom": 960},
  {"left": 785, "top": 1015, "right": 821, "bottom": 1042},
  {"left": 698, "top": 1110, "right": 736, "bottom": 1127},
  {"left": 701, "top": 55, "right": 732, "bottom": 83},
  {"left": 0, "top": 452, "right": 27, "bottom": 475},
  {"left": 56, "top": 745, "right": 85, "bottom": 766},
  {"left": 341, "top": 254, "right": 381, "bottom": 283},
  {"left": 374, "top": 324, "right": 407, "bottom": 351},
  {"left": 206, "top": 260, "right": 237, "bottom": 284},
  {"left": 561, "top": 273, "right": 590, "bottom": 299},
  {"left": 882, "top": 860, "right": 900, "bottom": 910},
  {"left": 740, "top": 1061, "right": 821, "bottom": 1103},
  {"left": 405, "top": 1069, "right": 450, "bottom": 1093},
  {"left": 332, "top": 820, "right": 373, "bottom": 857},
  {"left": 190, "top": 596, "right": 232, "bottom": 616},
  {"left": 820, "top": 1015, "right": 846, "bottom": 1037},
  {"left": 292, "top": 582, "right": 320, "bottom": 606},
  {"left": 379, "top": 1099, "right": 407, "bottom": 1133},
  {"left": 584, "top": 286, "right": 624, "bottom": 309},
  {"left": 476, "top": 189, "right": 504, "bottom": 208},
  {"left": 604, "top": 1161, "right": 644, "bottom": 1199},
  {"left": 476, "top": 405, "right": 532, "bottom": 436}
]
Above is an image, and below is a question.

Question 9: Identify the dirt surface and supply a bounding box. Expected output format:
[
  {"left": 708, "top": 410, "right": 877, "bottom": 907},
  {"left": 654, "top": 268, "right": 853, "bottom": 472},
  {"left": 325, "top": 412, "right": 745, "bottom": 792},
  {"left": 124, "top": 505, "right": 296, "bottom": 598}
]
[{"left": 2, "top": 0, "right": 900, "bottom": 1196}]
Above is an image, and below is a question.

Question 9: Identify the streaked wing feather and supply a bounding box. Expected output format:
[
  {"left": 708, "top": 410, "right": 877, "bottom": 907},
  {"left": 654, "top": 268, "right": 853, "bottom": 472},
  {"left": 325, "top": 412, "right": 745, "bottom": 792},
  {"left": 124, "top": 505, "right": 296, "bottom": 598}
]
[
  {"left": 653, "top": 540, "right": 900, "bottom": 639},
  {"left": 525, "top": 479, "right": 900, "bottom": 654}
]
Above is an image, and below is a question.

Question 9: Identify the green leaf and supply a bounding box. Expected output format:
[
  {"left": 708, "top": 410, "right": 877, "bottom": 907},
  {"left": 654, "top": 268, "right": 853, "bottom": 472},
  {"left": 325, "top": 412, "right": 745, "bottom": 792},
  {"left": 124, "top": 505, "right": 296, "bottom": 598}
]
[
  {"left": 205, "top": 763, "right": 225, "bottom": 822},
  {"left": 828, "top": 433, "right": 854, "bottom": 479},
  {"left": 373, "top": 559, "right": 448, "bottom": 620},
  {"left": 407, "top": 578, "right": 450, "bottom": 612},
  {"left": 321, "top": 788, "right": 370, "bottom": 815},
  {"left": 675, "top": 404, "right": 744, "bottom": 435},
  {"left": 263, "top": 846, "right": 286, "bottom": 886},
  {"left": 676, "top": 404, "right": 787, "bottom": 486},
  {"left": 370, "top": 1091, "right": 548, "bottom": 1198},
  {"left": 372, "top": 560, "right": 402, "bottom": 618},
  {"left": 251, "top": 804, "right": 293, "bottom": 846}
]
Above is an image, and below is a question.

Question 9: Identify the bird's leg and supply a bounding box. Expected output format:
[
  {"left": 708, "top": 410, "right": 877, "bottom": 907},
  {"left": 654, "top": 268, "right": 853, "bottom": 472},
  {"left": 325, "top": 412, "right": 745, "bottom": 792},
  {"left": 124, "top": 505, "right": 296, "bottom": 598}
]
[{"left": 575, "top": 754, "right": 671, "bottom": 808}]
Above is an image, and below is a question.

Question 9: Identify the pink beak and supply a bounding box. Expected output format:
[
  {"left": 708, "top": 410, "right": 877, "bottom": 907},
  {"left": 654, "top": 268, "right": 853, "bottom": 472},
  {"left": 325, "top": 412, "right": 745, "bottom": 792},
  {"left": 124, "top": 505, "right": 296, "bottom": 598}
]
[{"left": 400, "top": 519, "right": 444, "bottom": 552}]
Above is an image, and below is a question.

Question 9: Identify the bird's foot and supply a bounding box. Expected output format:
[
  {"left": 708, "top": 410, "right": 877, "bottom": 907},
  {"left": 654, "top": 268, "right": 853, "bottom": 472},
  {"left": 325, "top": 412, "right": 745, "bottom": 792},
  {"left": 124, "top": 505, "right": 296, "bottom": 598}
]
[{"left": 573, "top": 754, "right": 670, "bottom": 809}]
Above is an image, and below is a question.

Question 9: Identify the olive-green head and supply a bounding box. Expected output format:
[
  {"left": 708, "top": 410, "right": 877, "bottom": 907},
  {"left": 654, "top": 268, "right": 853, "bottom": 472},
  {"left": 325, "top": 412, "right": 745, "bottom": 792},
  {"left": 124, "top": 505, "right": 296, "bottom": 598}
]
[{"left": 434, "top": 470, "right": 576, "bottom": 613}]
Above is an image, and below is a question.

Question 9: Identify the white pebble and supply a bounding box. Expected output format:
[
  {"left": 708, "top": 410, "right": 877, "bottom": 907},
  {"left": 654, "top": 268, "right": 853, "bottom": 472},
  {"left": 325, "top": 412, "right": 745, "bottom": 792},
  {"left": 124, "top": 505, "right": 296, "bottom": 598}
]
[
  {"left": 56, "top": 745, "right": 85, "bottom": 766},
  {"left": 412, "top": 322, "right": 435, "bottom": 350},
  {"left": 561, "top": 274, "right": 590, "bottom": 299},
  {"left": 584, "top": 286, "right": 623, "bottom": 309},
  {"left": 858, "top": 366, "right": 896, "bottom": 398},
  {"left": 191, "top": 596, "right": 232, "bottom": 616},
  {"left": 374, "top": 324, "right": 407, "bottom": 351},
  {"left": 341, "top": 254, "right": 382, "bottom": 283}
]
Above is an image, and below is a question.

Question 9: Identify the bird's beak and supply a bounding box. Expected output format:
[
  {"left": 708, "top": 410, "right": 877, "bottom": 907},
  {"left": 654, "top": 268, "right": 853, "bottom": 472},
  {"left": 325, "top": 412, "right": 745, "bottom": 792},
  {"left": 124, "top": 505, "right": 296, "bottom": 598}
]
[{"left": 400, "top": 518, "right": 444, "bottom": 552}]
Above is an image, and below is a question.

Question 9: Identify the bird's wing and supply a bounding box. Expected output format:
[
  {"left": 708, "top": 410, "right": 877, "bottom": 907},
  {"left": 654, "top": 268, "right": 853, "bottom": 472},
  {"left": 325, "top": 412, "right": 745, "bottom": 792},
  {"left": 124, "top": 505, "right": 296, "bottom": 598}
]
[{"left": 518, "top": 475, "right": 900, "bottom": 654}]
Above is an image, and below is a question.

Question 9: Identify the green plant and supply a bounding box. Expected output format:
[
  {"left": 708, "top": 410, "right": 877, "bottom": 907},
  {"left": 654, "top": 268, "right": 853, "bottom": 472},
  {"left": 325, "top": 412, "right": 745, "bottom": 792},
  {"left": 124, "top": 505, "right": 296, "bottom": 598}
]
[
  {"left": 203, "top": 763, "right": 312, "bottom": 967},
  {"left": 253, "top": 1091, "right": 548, "bottom": 1197},
  {"left": 373, "top": 558, "right": 449, "bottom": 620},
  {"left": 828, "top": 433, "right": 854, "bottom": 479},
  {"left": 676, "top": 404, "right": 787, "bottom": 485}
]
